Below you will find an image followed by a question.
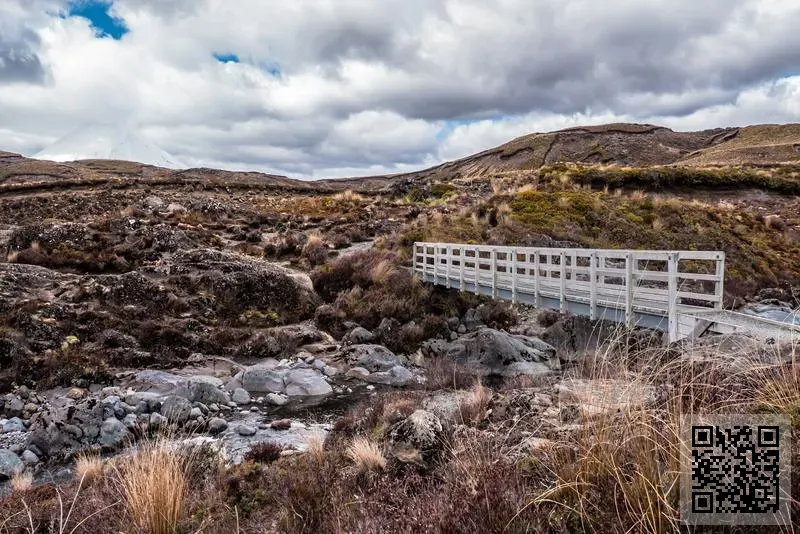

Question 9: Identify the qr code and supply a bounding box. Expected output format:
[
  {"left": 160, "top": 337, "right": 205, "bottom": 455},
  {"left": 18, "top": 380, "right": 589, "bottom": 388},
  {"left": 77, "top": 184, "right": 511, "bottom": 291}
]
[{"left": 681, "top": 415, "right": 790, "bottom": 526}]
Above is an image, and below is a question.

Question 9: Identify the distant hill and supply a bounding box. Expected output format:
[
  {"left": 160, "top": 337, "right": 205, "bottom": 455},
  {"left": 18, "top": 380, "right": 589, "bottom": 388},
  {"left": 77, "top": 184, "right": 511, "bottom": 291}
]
[
  {"left": 397, "top": 123, "right": 800, "bottom": 183},
  {"left": 6, "top": 123, "right": 800, "bottom": 193}
]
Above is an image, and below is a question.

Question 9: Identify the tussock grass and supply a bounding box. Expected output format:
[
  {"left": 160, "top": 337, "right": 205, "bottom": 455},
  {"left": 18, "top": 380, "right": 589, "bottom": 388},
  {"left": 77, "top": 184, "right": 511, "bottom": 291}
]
[
  {"left": 305, "top": 435, "right": 326, "bottom": 465},
  {"left": 346, "top": 437, "right": 386, "bottom": 474},
  {"left": 114, "top": 440, "right": 191, "bottom": 534},
  {"left": 75, "top": 452, "right": 104, "bottom": 483},
  {"left": 10, "top": 472, "right": 33, "bottom": 493}
]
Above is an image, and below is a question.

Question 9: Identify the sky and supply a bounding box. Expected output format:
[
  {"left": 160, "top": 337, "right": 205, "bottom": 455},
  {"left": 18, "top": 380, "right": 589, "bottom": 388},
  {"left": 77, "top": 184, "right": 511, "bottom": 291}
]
[{"left": 1, "top": 0, "right": 800, "bottom": 179}]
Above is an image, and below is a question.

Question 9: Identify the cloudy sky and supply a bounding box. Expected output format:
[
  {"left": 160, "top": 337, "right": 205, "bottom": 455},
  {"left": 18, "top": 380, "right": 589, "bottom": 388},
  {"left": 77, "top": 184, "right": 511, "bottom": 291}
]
[{"left": 2, "top": 0, "right": 800, "bottom": 178}]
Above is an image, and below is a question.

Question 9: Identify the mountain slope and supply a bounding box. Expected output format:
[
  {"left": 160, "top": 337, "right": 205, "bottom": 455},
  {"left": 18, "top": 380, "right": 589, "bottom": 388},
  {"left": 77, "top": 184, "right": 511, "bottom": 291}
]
[{"left": 388, "top": 123, "right": 800, "bottom": 184}]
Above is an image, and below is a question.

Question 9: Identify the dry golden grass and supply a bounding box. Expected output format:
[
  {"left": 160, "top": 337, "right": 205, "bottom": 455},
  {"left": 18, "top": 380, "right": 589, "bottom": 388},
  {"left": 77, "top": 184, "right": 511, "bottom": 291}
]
[
  {"left": 305, "top": 435, "right": 326, "bottom": 465},
  {"left": 332, "top": 189, "right": 364, "bottom": 202},
  {"left": 10, "top": 471, "right": 33, "bottom": 493},
  {"left": 369, "top": 259, "right": 398, "bottom": 285},
  {"left": 629, "top": 189, "right": 647, "bottom": 201},
  {"left": 75, "top": 452, "right": 104, "bottom": 483},
  {"left": 346, "top": 437, "right": 386, "bottom": 474},
  {"left": 114, "top": 440, "right": 191, "bottom": 534}
]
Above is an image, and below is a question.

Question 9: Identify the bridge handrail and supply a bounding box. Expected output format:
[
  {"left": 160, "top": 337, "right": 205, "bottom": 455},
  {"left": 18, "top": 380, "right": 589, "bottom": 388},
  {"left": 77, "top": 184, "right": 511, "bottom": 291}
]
[{"left": 413, "top": 241, "right": 725, "bottom": 342}]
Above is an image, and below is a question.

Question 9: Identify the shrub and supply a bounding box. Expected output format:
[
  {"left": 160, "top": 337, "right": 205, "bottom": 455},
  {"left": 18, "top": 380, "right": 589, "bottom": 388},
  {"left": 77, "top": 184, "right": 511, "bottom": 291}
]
[
  {"left": 244, "top": 441, "right": 288, "bottom": 464},
  {"left": 301, "top": 234, "right": 328, "bottom": 266},
  {"left": 476, "top": 301, "right": 518, "bottom": 329}
]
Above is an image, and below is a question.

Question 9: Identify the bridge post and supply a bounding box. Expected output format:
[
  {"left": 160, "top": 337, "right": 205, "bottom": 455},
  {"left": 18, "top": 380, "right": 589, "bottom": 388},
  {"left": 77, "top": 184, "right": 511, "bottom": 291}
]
[
  {"left": 590, "top": 251, "right": 598, "bottom": 320},
  {"left": 534, "top": 251, "right": 540, "bottom": 307},
  {"left": 560, "top": 251, "right": 567, "bottom": 314},
  {"left": 625, "top": 253, "right": 634, "bottom": 328},
  {"left": 714, "top": 252, "right": 725, "bottom": 310},
  {"left": 668, "top": 252, "right": 679, "bottom": 342},
  {"left": 511, "top": 249, "right": 518, "bottom": 304},
  {"left": 412, "top": 243, "right": 417, "bottom": 278},
  {"left": 473, "top": 249, "right": 479, "bottom": 295},
  {"left": 459, "top": 247, "right": 465, "bottom": 292},
  {"left": 433, "top": 244, "right": 439, "bottom": 285},
  {"left": 491, "top": 248, "right": 497, "bottom": 299}
]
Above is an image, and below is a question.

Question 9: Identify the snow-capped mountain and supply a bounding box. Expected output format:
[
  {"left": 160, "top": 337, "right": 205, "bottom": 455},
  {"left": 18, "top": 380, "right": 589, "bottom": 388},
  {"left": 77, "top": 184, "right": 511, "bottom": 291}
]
[{"left": 33, "top": 123, "right": 186, "bottom": 169}]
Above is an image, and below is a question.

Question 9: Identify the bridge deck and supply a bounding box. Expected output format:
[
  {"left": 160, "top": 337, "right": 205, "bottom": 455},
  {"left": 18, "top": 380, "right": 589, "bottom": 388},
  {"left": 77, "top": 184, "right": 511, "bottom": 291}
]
[{"left": 413, "top": 242, "right": 799, "bottom": 343}]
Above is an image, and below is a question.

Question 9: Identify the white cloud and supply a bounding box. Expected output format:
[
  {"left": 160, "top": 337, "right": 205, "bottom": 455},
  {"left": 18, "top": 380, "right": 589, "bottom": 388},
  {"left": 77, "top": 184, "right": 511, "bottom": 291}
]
[{"left": 0, "top": 0, "right": 799, "bottom": 178}]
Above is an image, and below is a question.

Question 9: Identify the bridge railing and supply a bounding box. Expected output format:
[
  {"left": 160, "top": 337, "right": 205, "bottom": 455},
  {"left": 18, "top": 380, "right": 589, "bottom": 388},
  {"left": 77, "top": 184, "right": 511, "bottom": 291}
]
[{"left": 413, "top": 242, "right": 725, "bottom": 342}]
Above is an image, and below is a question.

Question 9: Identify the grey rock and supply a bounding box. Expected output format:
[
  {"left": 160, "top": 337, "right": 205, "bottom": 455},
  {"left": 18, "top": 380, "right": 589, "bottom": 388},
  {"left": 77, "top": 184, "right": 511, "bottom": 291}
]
[
  {"left": 0, "top": 450, "right": 23, "bottom": 479},
  {"left": 208, "top": 417, "right": 228, "bottom": 434},
  {"left": 345, "top": 367, "right": 370, "bottom": 379},
  {"left": 365, "top": 365, "right": 414, "bottom": 387},
  {"left": 232, "top": 388, "right": 251, "bottom": 405},
  {"left": 122, "top": 414, "right": 139, "bottom": 429},
  {"left": 340, "top": 344, "right": 400, "bottom": 372},
  {"left": 187, "top": 377, "right": 230, "bottom": 405},
  {"left": 388, "top": 410, "right": 444, "bottom": 465},
  {"left": 21, "top": 449, "right": 39, "bottom": 465},
  {"left": 312, "top": 359, "right": 327, "bottom": 370},
  {"left": 236, "top": 424, "right": 257, "bottom": 436},
  {"left": 265, "top": 393, "right": 288, "bottom": 406},
  {"left": 99, "top": 418, "right": 128, "bottom": 450},
  {"left": 343, "top": 326, "right": 375, "bottom": 345},
  {"left": 143, "top": 195, "right": 164, "bottom": 210},
  {"left": 444, "top": 328, "right": 559, "bottom": 377},
  {"left": 161, "top": 395, "right": 192, "bottom": 424},
  {"left": 189, "top": 407, "right": 203, "bottom": 419},
  {"left": 64, "top": 424, "right": 83, "bottom": 440},
  {"left": 241, "top": 365, "right": 285, "bottom": 394},
  {"left": 323, "top": 365, "right": 340, "bottom": 377},
  {"left": 283, "top": 368, "right": 333, "bottom": 397},
  {"left": 5, "top": 398, "right": 24, "bottom": 418},
  {"left": 149, "top": 412, "right": 168, "bottom": 428},
  {"left": 126, "top": 392, "right": 162, "bottom": 412},
  {"left": 2, "top": 417, "right": 26, "bottom": 434}
]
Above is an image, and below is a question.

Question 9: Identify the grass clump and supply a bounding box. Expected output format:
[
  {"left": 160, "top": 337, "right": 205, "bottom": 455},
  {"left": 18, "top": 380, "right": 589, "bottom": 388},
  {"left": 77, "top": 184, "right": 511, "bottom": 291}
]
[
  {"left": 346, "top": 437, "right": 387, "bottom": 474},
  {"left": 114, "top": 440, "right": 192, "bottom": 534}
]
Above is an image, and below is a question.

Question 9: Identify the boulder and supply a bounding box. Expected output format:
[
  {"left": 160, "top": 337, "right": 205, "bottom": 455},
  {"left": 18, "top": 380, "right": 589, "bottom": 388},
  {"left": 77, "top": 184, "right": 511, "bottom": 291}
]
[
  {"left": 208, "top": 418, "right": 228, "bottom": 434},
  {"left": 160, "top": 395, "right": 192, "bottom": 424},
  {"left": 21, "top": 449, "right": 39, "bottom": 465},
  {"left": 170, "top": 248, "right": 319, "bottom": 321},
  {"left": 265, "top": 393, "right": 288, "bottom": 406},
  {"left": 187, "top": 376, "right": 230, "bottom": 405},
  {"left": 388, "top": 410, "right": 444, "bottom": 466},
  {"left": 345, "top": 367, "right": 370, "bottom": 379},
  {"left": 99, "top": 418, "right": 128, "bottom": 450},
  {"left": 339, "top": 344, "right": 401, "bottom": 372},
  {"left": 542, "top": 316, "right": 616, "bottom": 360},
  {"left": 232, "top": 388, "right": 251, "bottom": 405},
  {"left": 444, "top": 328, "right": 559, "bottom": 377},
  {"left": 283, "top": 369, "right": 333, "bottom": 397},
  {"left": 236, "top": 424, "right": 257, "bottom": 436},
  {"left": 150, "top": 413, "right": 168, "bottom": 428},
  {"left": 241, "top": 365, "right": 285, "bottom": 394},
  {"left": 364, "top": 365, "right": 414, "bottom": 387},
  {"left": 2, "top": 417, "right": 26, "bottom": 434},
  {"left": 5, "top": 398, "right": 24, "bottom": 418},
  {"left": 0, "top": 450, "right": 23, "bottom": 479},
  {"left": 343, "top": 327, "right": 375, "bottom": 345}
]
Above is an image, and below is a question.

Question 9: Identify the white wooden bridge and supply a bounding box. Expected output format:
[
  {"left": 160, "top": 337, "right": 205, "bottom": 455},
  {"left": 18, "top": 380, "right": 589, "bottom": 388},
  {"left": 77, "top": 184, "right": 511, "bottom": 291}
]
[{"left": 413, "top": 242, "right": 800, "bottom": 343}]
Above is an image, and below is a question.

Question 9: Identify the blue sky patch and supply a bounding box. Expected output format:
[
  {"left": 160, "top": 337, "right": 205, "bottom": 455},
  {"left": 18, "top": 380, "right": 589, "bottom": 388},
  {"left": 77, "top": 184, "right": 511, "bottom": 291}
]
[
  {"left": 213, "top": 53, "right": 241, "bottom": 64},
  {"left": 67, "top": 1, "right": 128, "bottom": 40}
]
